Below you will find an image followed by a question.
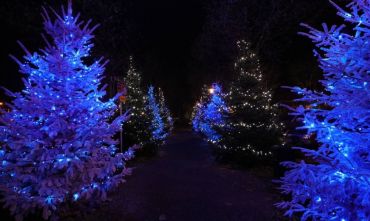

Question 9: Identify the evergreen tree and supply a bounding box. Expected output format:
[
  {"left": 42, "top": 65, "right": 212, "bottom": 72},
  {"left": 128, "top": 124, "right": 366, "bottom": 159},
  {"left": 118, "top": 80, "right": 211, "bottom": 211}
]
[
  {"left": 157, "top": 87, "right": 174, "bottom": 135},
  {"left": 218, "top": 40, "right": 283, "bottom": 159},
  {"left": 0, "top": 2, "right": 136, "bottom": 220},
  {"left": 122, "top": 57, "right": 152, "bottom": 147},
  {"left": 192, "top": 84, "right": 212, "bottom": 132},
  {"left": 191, "top": 102, "right": 204, "bottom": 133},
  {"left": 278, "top": 1, "right": 370, "bottom": 220},
  {"left": 192, "top": 84, "right": 228, "bottom": 143},
  {"left": 147, "top": 86, "right": 167, "bottom": 145},
  {"left": 200, "top": 83, "right": 229, "bottom": 143}
]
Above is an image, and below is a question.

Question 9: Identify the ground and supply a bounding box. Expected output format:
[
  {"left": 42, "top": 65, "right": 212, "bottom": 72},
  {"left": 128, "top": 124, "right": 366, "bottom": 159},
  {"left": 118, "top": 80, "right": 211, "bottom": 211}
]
[{"left": 81, "top": 129, "right": 280, "bottom": 221}]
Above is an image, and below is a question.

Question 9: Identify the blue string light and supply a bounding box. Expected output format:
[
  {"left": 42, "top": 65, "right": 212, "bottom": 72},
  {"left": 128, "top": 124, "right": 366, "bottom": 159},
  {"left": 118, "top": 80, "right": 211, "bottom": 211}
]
[{"left": 147, "top": 86, "right": 167, "bottom": 143}]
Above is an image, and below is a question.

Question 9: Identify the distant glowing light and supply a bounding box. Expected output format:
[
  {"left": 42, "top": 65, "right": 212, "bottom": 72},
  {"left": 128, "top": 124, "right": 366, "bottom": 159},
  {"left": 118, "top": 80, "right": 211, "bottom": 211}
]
[{"left": 73, "top": 193, "right": 79, "bottom": 201}]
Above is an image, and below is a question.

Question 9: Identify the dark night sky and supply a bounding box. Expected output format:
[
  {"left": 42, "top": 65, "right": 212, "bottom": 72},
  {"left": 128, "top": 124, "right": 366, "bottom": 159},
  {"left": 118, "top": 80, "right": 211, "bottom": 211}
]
[{"left": 0, "top": 0, "right": 343, "bottom": 120}]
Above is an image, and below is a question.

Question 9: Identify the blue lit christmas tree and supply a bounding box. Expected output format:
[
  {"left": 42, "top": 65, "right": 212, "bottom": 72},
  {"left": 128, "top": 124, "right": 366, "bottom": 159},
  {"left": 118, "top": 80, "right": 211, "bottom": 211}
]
[
  {"left": 0, "top": 2, "right": 136, "bottom": 220},
  {"left": 191, "top": 102, "right": 204, "bottom": 133},
  {"left": 192, "top": 85, "right": 210, "bottom": 132},
  {"left": 278, "top": 1, "right": 370, "bottom": 220},
  {"left": 147, "top": 86, "right": 167, "bottom": 145},
  {"left": 197, "top": 83, "right": 229, "bottom": 143}
]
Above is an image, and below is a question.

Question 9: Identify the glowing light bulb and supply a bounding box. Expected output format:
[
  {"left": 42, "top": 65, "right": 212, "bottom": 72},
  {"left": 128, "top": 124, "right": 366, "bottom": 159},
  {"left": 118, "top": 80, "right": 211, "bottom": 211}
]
[{"left": 209, "top": 88, "right": 215, "bottom": 94}]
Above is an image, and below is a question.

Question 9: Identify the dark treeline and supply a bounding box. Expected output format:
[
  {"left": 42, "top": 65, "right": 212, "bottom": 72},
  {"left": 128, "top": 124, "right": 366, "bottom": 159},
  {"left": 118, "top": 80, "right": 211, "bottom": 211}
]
[{"left": 0, "top": 0, "right": 348, "bottom": 119}]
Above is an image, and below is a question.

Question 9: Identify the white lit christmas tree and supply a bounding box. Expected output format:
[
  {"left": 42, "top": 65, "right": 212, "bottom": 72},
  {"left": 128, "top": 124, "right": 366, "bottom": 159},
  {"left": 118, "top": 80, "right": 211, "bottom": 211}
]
[
  {"left": 218, "top": 40, "right": 283, "bottom": 158},
  {"left": 157, "top": 87, "right": 174, "bottom": 135},
  {"left": 0, "top": 2, "right": 136, "bottom": 220},
  {"left": 278, "top": 1, "right": 370, "bottom": 220},
  {"left": 122, "top": 57, "right": 152, "bottom": 147}
]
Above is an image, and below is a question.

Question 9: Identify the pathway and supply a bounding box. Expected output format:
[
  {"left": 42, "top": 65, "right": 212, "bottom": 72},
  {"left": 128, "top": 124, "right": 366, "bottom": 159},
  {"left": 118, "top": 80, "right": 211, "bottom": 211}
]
[{"left": 85, "top": 129, "right": 279, "bottom": 221}]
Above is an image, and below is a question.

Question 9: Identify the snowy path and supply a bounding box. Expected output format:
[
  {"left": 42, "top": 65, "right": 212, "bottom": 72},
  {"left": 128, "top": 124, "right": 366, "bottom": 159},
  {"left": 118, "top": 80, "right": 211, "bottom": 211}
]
[{"left": 84, "top": 129, "right": 278, "bottom": 221}]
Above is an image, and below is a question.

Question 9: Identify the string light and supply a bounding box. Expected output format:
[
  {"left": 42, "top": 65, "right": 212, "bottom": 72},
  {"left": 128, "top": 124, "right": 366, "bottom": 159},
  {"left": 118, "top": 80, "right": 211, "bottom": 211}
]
[
  {"left": 157, "top": 87, "right": 174, "bottom": 135},
  {"left": 192, "top": 40, "right": 285, "bottom": 158},
  {"left": 147, "top": 86, "right": 167, "bottom": 144},
  {"left": 122, "top": 57, "right": 153, "bottom": 146},
  {"left": 192, "top": 83, "right": 229, "bottom": 143},
  {"left": 122, "top": 58, "right": 172, "bottom": 148}
]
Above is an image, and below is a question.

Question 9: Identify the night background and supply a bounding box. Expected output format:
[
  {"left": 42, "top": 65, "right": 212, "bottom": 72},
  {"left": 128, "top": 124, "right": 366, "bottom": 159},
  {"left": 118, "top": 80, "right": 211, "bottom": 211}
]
[
  {"left": 1, "top": 0, "right": 366, "bottom": 221},
  {"left": 0, "top": 0, "right": 342, "bottom": 120}
]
